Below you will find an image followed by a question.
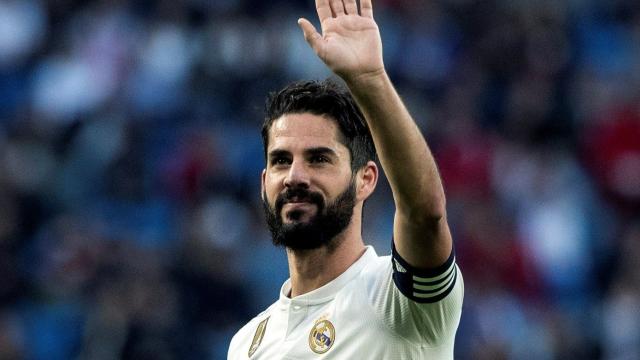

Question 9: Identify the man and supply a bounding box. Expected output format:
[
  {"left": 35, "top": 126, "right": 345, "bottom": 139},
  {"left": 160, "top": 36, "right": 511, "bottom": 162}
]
[{"left": 228, "top": 0, "right": 463, "bottom": 358}]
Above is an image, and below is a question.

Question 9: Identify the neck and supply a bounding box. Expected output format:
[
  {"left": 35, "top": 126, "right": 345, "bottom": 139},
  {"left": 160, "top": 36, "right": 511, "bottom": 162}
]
[{"left": 286, "top": 216, "right": 365, "bottom": 298}]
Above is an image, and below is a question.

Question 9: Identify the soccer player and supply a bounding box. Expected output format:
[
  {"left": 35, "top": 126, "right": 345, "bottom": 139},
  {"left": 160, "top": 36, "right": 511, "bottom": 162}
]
[{"left": 228, "top": 0, "right": 463, "bottom": 358}]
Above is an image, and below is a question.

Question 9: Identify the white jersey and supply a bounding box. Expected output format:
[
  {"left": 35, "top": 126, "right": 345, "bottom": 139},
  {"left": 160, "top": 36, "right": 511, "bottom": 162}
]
[{"left": 228, "top": 244, "right": 463, "bottom": 359}]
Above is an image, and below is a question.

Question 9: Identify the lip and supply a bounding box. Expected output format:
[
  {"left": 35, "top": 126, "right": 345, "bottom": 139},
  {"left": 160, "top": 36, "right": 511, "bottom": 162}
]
[
  {"left": 282, "top": 202, "right": 316, "bottom": 211},
  {"left": 284, "top": 201, "right": 314, "bottom": 207}
]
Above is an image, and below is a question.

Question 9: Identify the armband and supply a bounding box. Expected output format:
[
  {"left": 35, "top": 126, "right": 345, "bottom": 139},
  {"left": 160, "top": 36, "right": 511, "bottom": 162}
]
[{"left": 391, "top": 241, "right": 457, "bottom": 303}]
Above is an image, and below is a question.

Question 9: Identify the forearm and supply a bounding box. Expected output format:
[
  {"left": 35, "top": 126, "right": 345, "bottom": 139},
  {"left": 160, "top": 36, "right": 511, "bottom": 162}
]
[
  {"left": 298, "top": 0, "right": 452, "bottom": 268},
  {"left": 345, "top": 71, "right": 446, "bottom": 221}
]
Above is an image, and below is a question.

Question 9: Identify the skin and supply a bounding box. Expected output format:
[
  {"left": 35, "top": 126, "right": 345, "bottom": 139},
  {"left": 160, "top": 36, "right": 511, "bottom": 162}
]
[
  {"left": 262, "top": 113, "right": 378, "bottom": 296},
  {"left": 265, "top": 0, "right": 453, "bottom": 297}
]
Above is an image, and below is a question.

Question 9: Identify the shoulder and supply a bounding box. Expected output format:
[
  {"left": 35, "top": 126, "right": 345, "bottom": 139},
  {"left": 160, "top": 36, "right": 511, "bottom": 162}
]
[
  {"left": 358, "top": 252, "right": 392, "bottom": 281},
  {"left": 358, "top": 245, "right": 464, "bottom": 346},
  {"left": 228, "top": 303, "right": 276, "bottom": 356}
]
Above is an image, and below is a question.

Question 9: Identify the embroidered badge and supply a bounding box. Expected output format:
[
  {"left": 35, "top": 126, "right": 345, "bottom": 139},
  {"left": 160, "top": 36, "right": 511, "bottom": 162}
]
[
  {"left": 248, "top": 317, "right": 269, "bottom": 357},
  {"left": 308, "top": 319, "right": 335, "bottom": 354}
]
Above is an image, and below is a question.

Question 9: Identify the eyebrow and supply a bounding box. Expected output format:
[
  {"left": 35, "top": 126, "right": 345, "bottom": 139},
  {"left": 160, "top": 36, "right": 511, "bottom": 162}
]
[
  {"left": 267, "top": 147, "right": 338, "bottom": 159},
  {"left": 305, "top": 147, "right": 337, "bottom": 158},
  {"left": 267, "top": 149, "right": 291, "bottom": 159}
]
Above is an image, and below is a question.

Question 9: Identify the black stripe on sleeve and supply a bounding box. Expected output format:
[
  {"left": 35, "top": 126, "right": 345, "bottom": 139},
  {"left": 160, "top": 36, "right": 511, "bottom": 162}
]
[{"left": 391, "top": 240, "right": 457, "bottom": 304}]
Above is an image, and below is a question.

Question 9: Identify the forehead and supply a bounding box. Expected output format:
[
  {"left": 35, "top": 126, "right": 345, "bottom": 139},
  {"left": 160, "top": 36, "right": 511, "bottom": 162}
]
[{"left": 267, "top": 113, "right": 346, "bottom": 152}]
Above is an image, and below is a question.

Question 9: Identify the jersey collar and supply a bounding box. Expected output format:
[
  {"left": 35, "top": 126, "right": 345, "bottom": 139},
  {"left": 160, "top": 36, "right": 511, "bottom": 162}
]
[{"left": 278, "top": 246, "right": 378, "bottom": 308}]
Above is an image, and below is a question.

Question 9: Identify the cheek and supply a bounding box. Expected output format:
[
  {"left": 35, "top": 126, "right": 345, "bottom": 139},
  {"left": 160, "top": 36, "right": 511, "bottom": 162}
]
[
  {"left": 324, "top": 176, "right": 352, "bottom": 200},
  {"left": 263, "top": 175, "right": 282, "bottom": 201}
]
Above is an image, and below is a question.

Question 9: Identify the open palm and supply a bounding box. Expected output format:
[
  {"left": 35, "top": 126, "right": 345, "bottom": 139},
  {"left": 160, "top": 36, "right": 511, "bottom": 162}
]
[{"left": 299, "top": 0, "right": 384, "bottom": 82}]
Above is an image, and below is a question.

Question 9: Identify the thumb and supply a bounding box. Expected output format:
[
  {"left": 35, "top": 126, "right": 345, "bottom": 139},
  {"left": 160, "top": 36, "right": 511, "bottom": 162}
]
[{"left": 297, "top": 18, "right": 323, "bottom": 53}]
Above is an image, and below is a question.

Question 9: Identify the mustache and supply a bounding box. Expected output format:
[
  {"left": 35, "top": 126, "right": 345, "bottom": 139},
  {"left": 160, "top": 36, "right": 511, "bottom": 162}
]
[{"left": 275, "top": 187, "right": 324, "bottom": 212}]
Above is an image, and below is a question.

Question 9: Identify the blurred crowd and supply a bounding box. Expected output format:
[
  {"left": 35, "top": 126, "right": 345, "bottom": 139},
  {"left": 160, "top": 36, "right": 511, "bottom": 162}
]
[{"left": 0, "top": 0, "right": 639, "bottom": 359}]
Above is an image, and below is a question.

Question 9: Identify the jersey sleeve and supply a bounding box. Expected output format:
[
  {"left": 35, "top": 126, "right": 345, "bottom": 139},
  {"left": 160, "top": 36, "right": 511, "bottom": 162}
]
[
  {"left": 391, "top": 241, "right": 458, "bottom": 303},
  {"left": 365, "top": 241, "right": 464, "bottom": 347}
]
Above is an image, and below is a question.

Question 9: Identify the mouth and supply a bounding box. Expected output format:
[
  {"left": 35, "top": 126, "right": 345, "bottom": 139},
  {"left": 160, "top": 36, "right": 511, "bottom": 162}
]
[
  {"left": 274, "top": 190, "right": 323, "bottom": 221},
  {"left": 285, "top": 196, "right": 312, "bottom": 204},
  {"left": 283, "top": 201, "right": 315, "bottom": 209},
  {"left": 286, "top": 200, "right": 311, "bottom": 205},
  {"left": 281, "top": 200, "right": 317, "bottom": 221}
]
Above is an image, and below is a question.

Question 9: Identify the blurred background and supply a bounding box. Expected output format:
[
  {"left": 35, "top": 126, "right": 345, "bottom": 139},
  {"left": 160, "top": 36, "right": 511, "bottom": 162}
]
[{"left": 0, "top": 0, "right": 639, "bottom": 359}]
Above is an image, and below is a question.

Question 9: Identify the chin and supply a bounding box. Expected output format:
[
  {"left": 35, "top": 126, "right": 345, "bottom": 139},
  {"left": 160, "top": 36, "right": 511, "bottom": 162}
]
[{"left": 283, "top": 209, "right": 317, "bottom": 223}]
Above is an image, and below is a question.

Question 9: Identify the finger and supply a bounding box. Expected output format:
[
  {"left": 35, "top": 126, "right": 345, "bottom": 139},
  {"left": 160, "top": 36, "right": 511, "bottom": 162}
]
[
  {"left": 361, "top": 0, "right": 373, "bottom": 18},
  {"left": 344, "top": 0, "right": 357, "bottom": 15},
  {"left": 315, "top": 0, "right": 333, "bottom": 22},
  {"left": 329, "top": 0, "right": 345, "bottom": 16},
  {"left": 298, "top": 18, "right": 324, "bottom": 54}
]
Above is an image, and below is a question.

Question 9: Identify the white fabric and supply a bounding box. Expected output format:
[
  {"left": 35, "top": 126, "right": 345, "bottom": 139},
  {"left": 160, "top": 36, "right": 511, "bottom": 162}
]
[{"left": 228, "top": 246, "right": 463, "bottom": 359}]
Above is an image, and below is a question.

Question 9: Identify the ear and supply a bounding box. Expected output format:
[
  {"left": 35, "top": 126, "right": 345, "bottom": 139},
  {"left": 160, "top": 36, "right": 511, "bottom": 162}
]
[
  {"left": 261, "top": 169, "right": 267, "bottom": 197},
  {"left": 355, "top": 161, "right": 378, "bottom": 202}
]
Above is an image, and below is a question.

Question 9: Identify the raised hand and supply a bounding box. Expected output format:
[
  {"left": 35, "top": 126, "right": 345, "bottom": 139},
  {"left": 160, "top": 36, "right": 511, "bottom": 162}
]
[{"left": 298, "top": 0, "right": 385, "bottom": 83}]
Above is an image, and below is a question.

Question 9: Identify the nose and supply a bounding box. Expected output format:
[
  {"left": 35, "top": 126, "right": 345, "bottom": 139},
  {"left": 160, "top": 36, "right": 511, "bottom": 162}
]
[{"left": 283, "top": 160, "right": 310, "bottom": 189}]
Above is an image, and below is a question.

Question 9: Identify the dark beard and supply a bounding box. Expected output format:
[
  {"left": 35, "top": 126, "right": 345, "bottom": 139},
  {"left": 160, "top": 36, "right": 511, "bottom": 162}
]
[{"left": 262, "top": 179, "right": 356, "bottom": 251}]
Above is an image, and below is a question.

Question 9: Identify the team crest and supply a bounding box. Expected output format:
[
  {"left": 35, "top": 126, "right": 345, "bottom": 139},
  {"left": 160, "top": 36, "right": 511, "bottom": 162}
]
[
  {"left": 248, "top": 317, "right": 269, "bottom": 357},
  {"left": 308, "top": 319, "right": 335, "bottom": 354}
]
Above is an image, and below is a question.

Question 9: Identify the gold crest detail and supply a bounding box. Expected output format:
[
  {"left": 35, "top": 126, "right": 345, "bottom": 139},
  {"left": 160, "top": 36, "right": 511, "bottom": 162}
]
[
  {"left": 248, "top": 317, "right": 269, "bottom": 357},
  {"left": 308, "top": 319, "right": 335, "bottom": 354}
]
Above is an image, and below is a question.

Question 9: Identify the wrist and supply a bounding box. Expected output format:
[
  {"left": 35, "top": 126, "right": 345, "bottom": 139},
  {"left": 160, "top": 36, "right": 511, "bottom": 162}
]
[{"left": 343, "top": 68, "right": 389, "bottom": 95}]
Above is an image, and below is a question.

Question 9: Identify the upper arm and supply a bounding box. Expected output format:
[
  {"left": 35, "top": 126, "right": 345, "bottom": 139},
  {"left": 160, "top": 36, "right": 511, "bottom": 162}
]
[
  {"left": 366, "top": 254, "right": 463, "bottom": 346},
  {"left": 393, "top": 208, "right": 453, "bottom": 270}
]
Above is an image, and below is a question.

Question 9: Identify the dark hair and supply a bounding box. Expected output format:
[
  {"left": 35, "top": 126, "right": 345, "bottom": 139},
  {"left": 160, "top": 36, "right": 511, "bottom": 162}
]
[{"left": 262, "top": 79, "right": 377, "bottom": 171}]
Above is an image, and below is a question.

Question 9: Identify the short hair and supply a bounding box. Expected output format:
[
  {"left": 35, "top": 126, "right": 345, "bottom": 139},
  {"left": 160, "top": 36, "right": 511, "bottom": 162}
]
[{"left": 262, "top": 79, "right": 377, "bottom": 171}]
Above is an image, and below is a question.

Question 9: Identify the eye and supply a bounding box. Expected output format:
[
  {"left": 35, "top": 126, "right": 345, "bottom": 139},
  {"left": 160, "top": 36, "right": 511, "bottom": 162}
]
[
  {"left": 310, "top": 155, "right": 330, "bottom": 163},
  {"left": 270, "top": 156, "right": 291, "bottom": 166}
]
